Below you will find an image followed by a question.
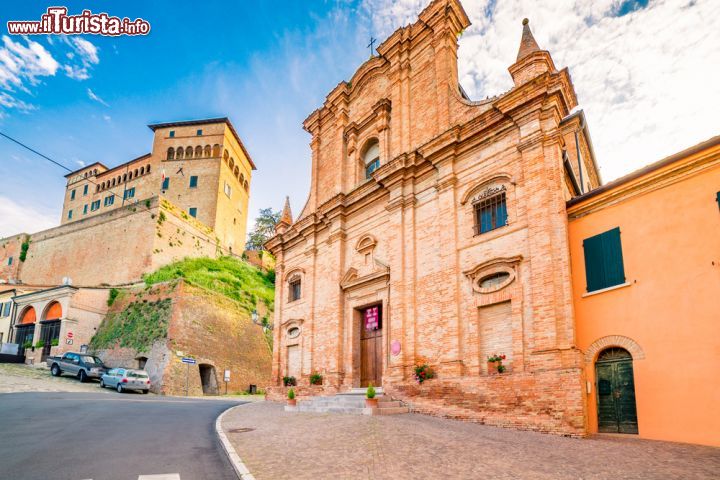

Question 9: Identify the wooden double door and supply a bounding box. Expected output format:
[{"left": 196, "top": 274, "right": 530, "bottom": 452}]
[
  {"left": 596, "top": 348, "right": 638, "bottom": 434},
  {"left": 360, "top": 305, "right": 382, "bottom": 387}
]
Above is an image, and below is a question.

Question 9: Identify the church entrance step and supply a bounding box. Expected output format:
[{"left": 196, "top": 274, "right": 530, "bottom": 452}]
[{"left": 283, "top": 389, "right": 407, "bottom": 416}]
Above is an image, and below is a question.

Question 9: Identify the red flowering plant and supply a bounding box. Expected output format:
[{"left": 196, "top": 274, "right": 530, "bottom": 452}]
[
  {"left": 413, "top": 363, "right": 435, "bottom": 384},
  {"left": 487, "top": 353, "right": 507, "bottom": 373}
]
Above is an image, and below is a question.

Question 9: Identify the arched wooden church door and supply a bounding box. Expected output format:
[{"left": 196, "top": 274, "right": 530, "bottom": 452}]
[{"left": 595, "top": 347, "right": 638, "bottom": 434}]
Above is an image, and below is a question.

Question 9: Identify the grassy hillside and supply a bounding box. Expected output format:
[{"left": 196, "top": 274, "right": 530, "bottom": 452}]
[{"left": 143, "top": 256, "right": 275, "bottom": 314}]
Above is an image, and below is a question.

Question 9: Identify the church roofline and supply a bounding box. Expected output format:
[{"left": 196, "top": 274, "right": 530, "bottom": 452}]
[
  {"left": 148, "top": 117, "right": 257, "bottom": 170},
  {"left": 303, "top": 0, "right": 471, "bottom": 130}
]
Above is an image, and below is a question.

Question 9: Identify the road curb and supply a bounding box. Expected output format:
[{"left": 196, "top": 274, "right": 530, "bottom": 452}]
[{"left": 215, "top": 403, "right": 256, "bottom": 480}]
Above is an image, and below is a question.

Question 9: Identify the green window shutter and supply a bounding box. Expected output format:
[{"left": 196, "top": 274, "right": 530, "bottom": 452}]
[
  {"left": 602, "top": 227, "right": 625, "bottom": 287},
  {"left": 583, "top": 227, "right": 626, "bottom": 292},
  {"left": 583, "top": 234, "right": 606, "bottom": 292}
]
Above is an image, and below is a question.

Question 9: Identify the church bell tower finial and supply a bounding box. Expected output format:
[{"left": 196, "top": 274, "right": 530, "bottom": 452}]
[{"left": 508, "top": 18, "right": 556, "bottom": 87}]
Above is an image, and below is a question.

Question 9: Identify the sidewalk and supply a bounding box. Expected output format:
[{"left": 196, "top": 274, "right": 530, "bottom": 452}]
[
  {"left": 222, "top": 402, "right": 720, "bottom": 480},
  {"left": 0, "top": 363, "right": 107, "bottom": 394}
]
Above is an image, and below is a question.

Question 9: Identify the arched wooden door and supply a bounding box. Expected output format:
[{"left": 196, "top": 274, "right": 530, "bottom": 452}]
[{"left": 595, "top": 347, "right": 638, "bottom": 434}]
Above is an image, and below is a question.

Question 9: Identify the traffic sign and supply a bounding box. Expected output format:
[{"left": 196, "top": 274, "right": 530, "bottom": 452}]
[{"left": 181, "top": 357, "right": 196, "bottom": 365}]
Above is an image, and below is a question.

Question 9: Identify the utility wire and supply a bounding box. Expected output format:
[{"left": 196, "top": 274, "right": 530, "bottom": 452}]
[{"left": 0, "top": 130, "right": 243, "bottom": 257}]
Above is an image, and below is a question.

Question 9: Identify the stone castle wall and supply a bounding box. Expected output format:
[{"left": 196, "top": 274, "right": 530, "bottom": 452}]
[
  {"left": 0, "top": 234, "right": 26, "bottom": 283},
  {"left": 95, "top": 280, "right": 271, "bottom": 396},
  {"left": 2, "top": 196, "right": 219, "bottom": 287}
]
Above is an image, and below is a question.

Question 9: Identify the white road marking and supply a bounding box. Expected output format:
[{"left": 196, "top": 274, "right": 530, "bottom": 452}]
[{"left": 137, "top": 475, "right": 181, "bottom": 480}]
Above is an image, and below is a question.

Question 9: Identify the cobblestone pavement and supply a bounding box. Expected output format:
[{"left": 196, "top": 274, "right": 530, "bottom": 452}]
[
  {"left": 0, "top": 363, "right": 109, "bottom": 394},
  {"left": 222, "top": 402, "right": 720, "bottom": 480}
]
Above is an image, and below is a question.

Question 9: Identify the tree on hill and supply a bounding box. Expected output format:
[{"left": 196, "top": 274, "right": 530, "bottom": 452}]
[{"left": 245, "top": 207, "right": 281, "bottom": 251}]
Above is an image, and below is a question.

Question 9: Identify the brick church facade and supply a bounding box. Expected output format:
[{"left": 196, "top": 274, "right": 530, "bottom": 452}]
[{"left": 266, "top": 0, "right": 601, "bottom": 435}]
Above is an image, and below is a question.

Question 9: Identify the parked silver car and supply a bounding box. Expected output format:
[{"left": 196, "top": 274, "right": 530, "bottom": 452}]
[{"left": 100, "top": 368, "right": 151, "bottom": 394}]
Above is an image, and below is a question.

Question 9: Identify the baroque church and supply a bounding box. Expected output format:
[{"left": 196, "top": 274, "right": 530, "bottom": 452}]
[
  {"left": 269, "top": 0, "right": 720, "bottom": 445},
  {"left": 266, "top": 0, "right": 597, "bottom": 435}
]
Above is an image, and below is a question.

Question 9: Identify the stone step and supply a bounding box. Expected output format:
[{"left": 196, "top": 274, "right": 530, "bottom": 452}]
[
  {"left": 373, "top": 406, "right": 410, "bottom": 415},
  {"left": 340, "top": 387, "right": 384, "bottom": 396},
  {"left": 286, "top": 388, "right": 406, "bottom": 416}
]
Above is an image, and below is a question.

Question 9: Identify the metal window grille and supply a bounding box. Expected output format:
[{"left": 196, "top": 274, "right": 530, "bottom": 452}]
[
  {"left": 474, "top": 192, "right": 508, "bottom": 235},
  {"left": 289, "top": 280, "right": 301, "bottom": 302}
]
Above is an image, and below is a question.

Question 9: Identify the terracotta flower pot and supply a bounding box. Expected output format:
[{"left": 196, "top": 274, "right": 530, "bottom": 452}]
[
  {"left": 487, "top": 361, "right": 499, "bottom": 374},
  {"left": 366, "top": 398, "right": 378, "bottom": 408},
  {"left": 287, "top": 399, "right": 297, "bottom": 406}
]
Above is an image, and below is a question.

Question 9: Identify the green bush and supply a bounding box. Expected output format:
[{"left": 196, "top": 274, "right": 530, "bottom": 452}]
[
  {"left": 90, "top": 298, "right": 172, "bottom": 353},
  {"left": 50, "top": 338, "right": 59, "bottom": 347},
  {"left": 34, "top": 339, "right": 45, "bottom": 349},
  {"left": 287, "top": 388, "right": 295, "bottom": 400},
  {"left": 143, "top": 256, "right": 274, "bottom": 314},
  {"left": 309, "top": 372, "right": 323, "bottom": 385},
  {"left": 107, "top": 288, "right": 120, "bottom": 307},
  {"left": 19, "top": 237, "right": 30, "bottom": 262},
  {"left": 366, "top": 383, "right": 376, "bottom": 399}
]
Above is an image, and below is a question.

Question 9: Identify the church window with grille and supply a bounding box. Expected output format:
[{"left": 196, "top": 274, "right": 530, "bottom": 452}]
[
  {"left": 474, "top": 191, "right": 507, "bottom": 235},
  {"left": 289, "top": 277, "right": 301, "bottom": 302}
]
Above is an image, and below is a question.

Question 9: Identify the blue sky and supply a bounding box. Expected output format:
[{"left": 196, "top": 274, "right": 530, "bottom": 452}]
[
  {"left": 0, "top": 0, "right": 370, "bottom": 235},
  {"left": 1, "top": 0, "right": 719, "bottom": 237}
]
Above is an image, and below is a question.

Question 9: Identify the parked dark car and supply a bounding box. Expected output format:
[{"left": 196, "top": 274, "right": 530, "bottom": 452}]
[{"left": 47, "top": 352, "right": 107, "bottom": 382}]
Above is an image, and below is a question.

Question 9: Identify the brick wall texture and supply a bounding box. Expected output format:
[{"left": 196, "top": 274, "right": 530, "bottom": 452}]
[
  {"left": 97, "top": 280, "right": 271, "bottom": 396},
  {"left": 1, "top": 197, "right": 219, "bottom": 287},
  {"left": 266, "top": 0, "right": 596, "bottom": 436}
]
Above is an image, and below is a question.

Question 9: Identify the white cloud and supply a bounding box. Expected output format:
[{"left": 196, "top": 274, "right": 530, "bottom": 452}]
[
  {"left": 103, "top": 114, "right": 111, "bottom": 122},
  {"left": 87, "top": 88, "right": 109, "bottom": 107},
  {"left": 59, "top": 36, "right": 100, "bottom": 81},
  {"left": 0, "top": 35, "right": 102, "bottom": 116},
  {"left": 0, "top": 195, "right": 57, "bottom": 237},
  {"left": 0, "top": 35, "right": 59, "bottom": 91},
  {"left": 361, "top": 0, "right": 720, "bottom": 181},
  {"left": 70, "top": 38, "right": 99, "bottom": 65}
]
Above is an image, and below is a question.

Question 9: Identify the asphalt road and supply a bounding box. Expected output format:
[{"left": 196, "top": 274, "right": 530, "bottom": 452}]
[{"left": 0, "top": 391, "right": 245, "bottom": 480}]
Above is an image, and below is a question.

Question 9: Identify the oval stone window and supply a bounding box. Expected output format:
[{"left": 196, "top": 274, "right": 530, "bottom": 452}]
[
  {"left": 479, "top": 272, "right": 511, "bottom": 289},
  {"left": 287, "top": 327, "right": 301, "bottom": 339}
]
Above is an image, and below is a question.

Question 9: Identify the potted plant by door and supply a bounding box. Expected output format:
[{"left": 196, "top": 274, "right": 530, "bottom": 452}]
[
  {"left": 287, "top": 388, "right": 297, "bottom": 406},
  {"left": 365, "top": 384, "right": 378, "bottom": 408},
  {"left": 309, "top": 372, "right": 323, "bottom": 386}
]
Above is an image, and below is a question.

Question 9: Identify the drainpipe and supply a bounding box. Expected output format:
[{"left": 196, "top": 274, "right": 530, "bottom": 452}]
[{"left": 575, "top": 126, "right": 585, "bottom": 194}]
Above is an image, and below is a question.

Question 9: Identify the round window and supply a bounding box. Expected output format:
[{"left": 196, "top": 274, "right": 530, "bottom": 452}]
[
  {"left": 479, "top": 272, "right": 511, "bottom": 289},
  {"left": 287, "top": 327, "right": 301, "bottom": 339}
]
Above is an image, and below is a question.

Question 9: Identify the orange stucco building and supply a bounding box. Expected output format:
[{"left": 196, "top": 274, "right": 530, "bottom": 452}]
[{"left": 568, "top": 136, "right": 720, "bottom": 446}]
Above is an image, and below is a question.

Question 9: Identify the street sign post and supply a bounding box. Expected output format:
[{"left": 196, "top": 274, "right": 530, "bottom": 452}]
[
  {"left": 182, "top": 357, "right": 196, "bottom": 396},
  {"left": 224, "top": 370, "right": 230, "bottom": 394}
]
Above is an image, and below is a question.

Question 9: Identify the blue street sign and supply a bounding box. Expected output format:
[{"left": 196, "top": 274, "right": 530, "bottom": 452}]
[{"left": 181, "top": 357, "right": 196, "bottom": 365}]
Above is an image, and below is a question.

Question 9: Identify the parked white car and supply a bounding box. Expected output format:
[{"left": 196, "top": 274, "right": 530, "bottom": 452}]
[{"left": 100, "top": 368, "right": 151, "bottom": 394}]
